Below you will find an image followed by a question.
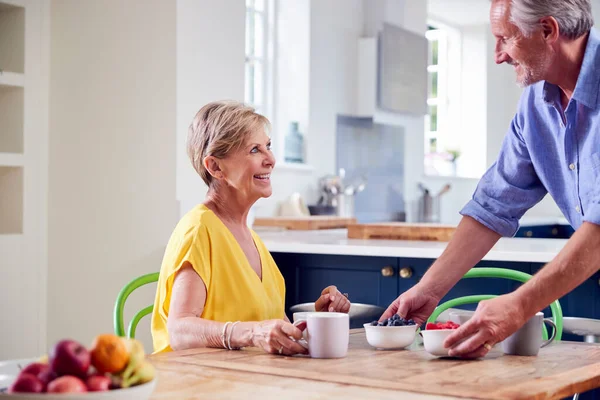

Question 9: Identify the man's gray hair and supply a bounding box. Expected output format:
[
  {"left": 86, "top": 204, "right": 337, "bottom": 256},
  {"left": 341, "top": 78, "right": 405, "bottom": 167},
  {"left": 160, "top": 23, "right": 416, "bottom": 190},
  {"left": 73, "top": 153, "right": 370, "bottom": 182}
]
[{"left": 509, "top": 0, "right": 594, "bottom": 39}]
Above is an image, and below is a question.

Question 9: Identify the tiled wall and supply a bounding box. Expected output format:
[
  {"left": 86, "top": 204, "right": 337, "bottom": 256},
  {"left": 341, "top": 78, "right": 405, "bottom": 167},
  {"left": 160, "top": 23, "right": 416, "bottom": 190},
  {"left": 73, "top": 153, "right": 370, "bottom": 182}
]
[{"left": 336, "top": 115, "right": 405, "bottom": 223}]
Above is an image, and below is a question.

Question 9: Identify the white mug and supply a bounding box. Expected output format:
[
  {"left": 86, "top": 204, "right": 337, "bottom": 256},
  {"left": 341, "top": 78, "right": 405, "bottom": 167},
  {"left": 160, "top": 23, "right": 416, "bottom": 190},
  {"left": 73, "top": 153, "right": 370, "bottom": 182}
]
[
  {"left": 502, "top": 312, "right": 557, "bottom": 356},
  {"left": 293, "top": 312, "right": 349, "bottom": 358}
]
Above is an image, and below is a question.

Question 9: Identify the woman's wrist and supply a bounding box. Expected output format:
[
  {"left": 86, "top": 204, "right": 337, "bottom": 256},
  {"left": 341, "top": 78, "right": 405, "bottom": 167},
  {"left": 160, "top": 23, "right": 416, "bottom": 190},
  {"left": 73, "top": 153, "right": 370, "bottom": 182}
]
[{"left": 229, "top": 321, "right": 256, "bottom": 349}]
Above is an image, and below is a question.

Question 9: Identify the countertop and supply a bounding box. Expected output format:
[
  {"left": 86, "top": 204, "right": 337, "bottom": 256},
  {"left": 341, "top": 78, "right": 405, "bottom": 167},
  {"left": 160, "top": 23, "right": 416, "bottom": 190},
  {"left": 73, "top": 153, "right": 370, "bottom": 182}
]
[
  {"left": 149, "top": 329, "right": 600, "bottom": 400},
  {"left": 255, "top": 228, "right": 568, "bottom": 263}
]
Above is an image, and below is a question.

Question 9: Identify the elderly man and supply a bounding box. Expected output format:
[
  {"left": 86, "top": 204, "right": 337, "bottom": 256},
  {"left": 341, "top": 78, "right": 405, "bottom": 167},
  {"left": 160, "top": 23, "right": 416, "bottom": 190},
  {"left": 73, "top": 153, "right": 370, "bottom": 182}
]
[{"left": 381, "top": 0, "right": 600, "bottom": 358}]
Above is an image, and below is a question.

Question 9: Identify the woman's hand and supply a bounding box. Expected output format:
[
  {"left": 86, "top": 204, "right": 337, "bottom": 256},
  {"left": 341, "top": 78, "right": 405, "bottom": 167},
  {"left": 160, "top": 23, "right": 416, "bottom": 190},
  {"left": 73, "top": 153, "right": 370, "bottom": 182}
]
[
  {"left": 251, "top": 319, "right": 308, "bottom": 356},
  {"left": 315, "top": 285, "right": 351, "bottom": 313}
]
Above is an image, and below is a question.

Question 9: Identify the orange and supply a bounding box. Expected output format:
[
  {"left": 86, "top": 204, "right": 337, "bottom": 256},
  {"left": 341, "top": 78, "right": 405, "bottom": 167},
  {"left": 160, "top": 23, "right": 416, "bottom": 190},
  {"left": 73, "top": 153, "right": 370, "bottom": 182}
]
[{"left": 89, "top": 334, "right": 129, "bottom": 374}]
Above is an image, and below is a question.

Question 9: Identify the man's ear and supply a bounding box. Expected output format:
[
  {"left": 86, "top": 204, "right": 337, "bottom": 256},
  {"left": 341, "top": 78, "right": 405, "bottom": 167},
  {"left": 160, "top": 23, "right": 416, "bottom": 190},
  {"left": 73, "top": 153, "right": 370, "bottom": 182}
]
[
  {"left": 203, "top": 156, "right": 224, "bottom": 180},
  {"left": 540, "top": 16, "right": 559, "bottom": 43}
]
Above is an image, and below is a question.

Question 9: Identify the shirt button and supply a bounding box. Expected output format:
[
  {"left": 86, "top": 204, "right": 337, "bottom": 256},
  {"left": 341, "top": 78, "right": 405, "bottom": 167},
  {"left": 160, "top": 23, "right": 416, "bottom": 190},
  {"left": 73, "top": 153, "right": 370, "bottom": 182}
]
[
  {"left": 576, "top": 205, "right": 581, "bottom": 213},
  {"left": 569, "top": 163, "right": 575, "bottom": 170}
]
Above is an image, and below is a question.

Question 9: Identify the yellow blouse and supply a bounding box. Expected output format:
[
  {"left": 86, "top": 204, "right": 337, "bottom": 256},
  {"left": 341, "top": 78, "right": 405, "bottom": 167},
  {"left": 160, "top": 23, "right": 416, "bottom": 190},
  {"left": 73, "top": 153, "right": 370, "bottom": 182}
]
[{"left": 151, "top": 204, "right": 286, "bottom": 353}]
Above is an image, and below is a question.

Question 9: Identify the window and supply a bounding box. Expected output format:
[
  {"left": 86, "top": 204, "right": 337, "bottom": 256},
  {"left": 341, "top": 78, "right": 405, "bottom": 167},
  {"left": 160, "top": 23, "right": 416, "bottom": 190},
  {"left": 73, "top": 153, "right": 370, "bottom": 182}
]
[
  {"left": 424, "top": 22, "right": 462, "bottom": 176},
  {"left": 245, "top": 0, "right": 274, "bottom": 120}
]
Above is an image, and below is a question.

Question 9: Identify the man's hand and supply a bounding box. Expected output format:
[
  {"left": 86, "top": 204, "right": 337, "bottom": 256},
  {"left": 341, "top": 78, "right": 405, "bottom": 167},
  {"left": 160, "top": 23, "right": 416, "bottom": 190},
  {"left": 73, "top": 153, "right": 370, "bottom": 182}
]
[
  {"left": 379, "top": 284, "right": 440, "bottom": 325},
  {"left": 443, "top": 293, "right": 527, "bottom": 358}
]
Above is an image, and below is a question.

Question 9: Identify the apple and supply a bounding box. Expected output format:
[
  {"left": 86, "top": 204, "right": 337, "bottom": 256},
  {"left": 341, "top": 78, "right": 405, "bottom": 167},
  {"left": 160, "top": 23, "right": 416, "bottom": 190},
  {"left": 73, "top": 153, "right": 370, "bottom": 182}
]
[
  {"left": 47, "top": 375, "right": 87, "bottom": 393},
  {"left": 8, "top": 372, "right": 44, "bottom": 393},
  {"left": 86, "top": 375, "right": 111, "bottom": 392},
  {"left": 38, "top": 369, "right": 58, "bottom": 391},
  {"left": 49, "top": 339, "right": 91, "bottom": 378},
  {"left": 20, "top": 362, "right": 49, "bottom": 377},
  {"left": 19, "top": 362, "right": 55, "bottom": 391}
]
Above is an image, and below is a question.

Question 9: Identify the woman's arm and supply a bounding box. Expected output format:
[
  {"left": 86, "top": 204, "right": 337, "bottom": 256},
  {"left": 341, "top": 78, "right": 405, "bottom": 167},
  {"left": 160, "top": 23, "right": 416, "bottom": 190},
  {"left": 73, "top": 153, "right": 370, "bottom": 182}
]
[
  {"left": 167, "top": 263, "right": 251, "bottom": 350},
  {"left": 166, "top": 263, "right": 306, "bottom": 354}
]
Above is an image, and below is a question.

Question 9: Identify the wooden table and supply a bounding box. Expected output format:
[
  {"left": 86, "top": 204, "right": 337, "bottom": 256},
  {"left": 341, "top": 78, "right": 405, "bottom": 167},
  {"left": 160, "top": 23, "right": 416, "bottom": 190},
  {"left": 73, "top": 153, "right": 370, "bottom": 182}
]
[{"left": 149, "top": 329, "right": 600, "bottom": 399}]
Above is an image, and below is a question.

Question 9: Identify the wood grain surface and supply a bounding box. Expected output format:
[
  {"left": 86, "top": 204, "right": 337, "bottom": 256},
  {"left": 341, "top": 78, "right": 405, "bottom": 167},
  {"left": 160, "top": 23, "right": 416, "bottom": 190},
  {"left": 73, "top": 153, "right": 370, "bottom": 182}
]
[{"left": 149, "top": 330, "right": 600, "bottom": 399}]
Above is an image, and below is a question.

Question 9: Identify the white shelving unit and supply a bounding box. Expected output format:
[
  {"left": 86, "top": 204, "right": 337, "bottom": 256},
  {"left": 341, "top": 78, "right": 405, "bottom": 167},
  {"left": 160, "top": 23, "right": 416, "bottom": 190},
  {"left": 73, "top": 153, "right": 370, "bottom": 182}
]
[
  {"left": 0, "top": 0, "right": 49, "bottom": 360},
  {"left": 0, "top": 0, "right": 25, "bottom": 234}
]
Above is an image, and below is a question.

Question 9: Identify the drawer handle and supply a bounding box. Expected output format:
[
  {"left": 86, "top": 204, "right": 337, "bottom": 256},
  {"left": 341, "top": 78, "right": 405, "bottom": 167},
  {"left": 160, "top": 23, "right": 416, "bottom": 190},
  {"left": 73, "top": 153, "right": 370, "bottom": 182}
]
[
  {"left": 381, "top": 266, "right": 394, "bottom": 277},
  {"left": 400, "top": 267, "right": 413, "bottom": 279}
]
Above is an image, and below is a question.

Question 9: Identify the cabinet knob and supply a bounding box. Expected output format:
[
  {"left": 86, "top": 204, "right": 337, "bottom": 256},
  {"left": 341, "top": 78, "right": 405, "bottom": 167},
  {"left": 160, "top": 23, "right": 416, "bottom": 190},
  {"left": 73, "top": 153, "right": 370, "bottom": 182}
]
[
  {"left": 525, "top": 230, "right": 533, "bottom": 237},
  {"left": 551, "top": 228, "right": 558, "bottom": 236},
  {"left": 381, "top": 266, "right": 394, "bottom": 277},
  {"left": 399, "top": 267, "right": 413, "bottom": 279}
]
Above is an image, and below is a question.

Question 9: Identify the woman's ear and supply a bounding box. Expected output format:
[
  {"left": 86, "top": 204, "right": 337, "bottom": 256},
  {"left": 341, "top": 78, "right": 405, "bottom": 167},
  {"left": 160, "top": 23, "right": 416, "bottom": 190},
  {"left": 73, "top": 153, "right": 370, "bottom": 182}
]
[{"left": 203, "top": 156, "right": 224, "bottom": 180}]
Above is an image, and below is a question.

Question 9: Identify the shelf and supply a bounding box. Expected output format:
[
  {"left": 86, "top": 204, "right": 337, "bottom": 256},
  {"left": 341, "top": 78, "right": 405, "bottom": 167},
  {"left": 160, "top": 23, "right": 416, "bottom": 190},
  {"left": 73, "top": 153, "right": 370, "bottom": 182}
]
[
  {"left": 0, "top": 152, "right": 23, "bottom": 167},
  {"left": 0, "top": 71, "right": 24, "bottom": 88},
  {"left": 0, "top": 1, "right": 26, "bottom": 8},
  {"left": 0, "top": 1, "right": 25, "bottom": 75},
  {"left": 0, "top": 84, "right": 24, "bottom": 153},
  {"left": 0, "top": 166, "right": 23, "bottom": 234}
]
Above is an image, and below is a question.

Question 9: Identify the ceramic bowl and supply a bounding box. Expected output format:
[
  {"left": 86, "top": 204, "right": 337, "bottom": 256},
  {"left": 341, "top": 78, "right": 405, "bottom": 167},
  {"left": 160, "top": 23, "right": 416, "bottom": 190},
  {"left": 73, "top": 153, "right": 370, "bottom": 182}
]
[
  {"left": 363, "top": 323, "right": 418, "bottom": 350},
  {"left": 0, "top": 378, "right": 156, "bottom": 400},
  {"left": 420, "top": 329, "right": 456, "bottom": 357}
]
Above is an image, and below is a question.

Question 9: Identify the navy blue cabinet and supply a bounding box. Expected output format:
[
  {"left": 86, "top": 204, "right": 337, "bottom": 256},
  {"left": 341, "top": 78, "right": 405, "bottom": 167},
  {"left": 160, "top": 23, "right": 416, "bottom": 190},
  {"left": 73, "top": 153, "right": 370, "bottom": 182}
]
[
  {"left": 272, "top": 253, "right": 400, "bottom": 312},
  {"left": 515, "top": 224, "right": 574, "bottom": 238}
]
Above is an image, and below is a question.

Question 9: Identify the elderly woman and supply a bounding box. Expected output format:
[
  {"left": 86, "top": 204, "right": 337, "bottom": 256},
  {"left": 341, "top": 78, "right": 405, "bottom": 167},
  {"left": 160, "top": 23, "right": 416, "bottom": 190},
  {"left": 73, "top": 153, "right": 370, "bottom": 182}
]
[{"left": 151, "top": 101, "right": 350, "bottom": 355}]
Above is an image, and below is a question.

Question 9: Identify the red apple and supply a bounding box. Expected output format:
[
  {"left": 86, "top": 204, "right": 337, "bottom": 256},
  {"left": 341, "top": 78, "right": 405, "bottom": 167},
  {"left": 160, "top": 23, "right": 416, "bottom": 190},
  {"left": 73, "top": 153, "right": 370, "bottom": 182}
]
[
  {"left": 86, "top": 375, "right": 111, "bottom": 392},
  {"left": 20, "top": 362, "right": 50, "bottom": 377},
  {"left": 8, "top": 372, "right": 44, "bottom": 393},
  {"left": 49, "top": 339, "right": 90, "bottom": 378},
  {"left": 19, "top": 362, "right": 54, "bottom": 391},
  {"left": 47, "top": 375, "right": 87, "bottom": 393},
  {"left": 38, "top": 369, "right": 58, "bottom": 391}
]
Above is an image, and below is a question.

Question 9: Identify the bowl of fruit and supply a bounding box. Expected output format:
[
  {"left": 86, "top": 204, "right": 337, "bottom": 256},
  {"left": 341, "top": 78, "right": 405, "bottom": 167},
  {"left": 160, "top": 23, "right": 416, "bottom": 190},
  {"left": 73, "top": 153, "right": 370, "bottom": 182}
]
[
  {"left": 364, "top": 315, "right": 418, "bottom": 350},
  {"left": 420, "top": 321, "right": 461, "bottom": 357},
  {"left": 0, "top": 334, "right": 156, "bottom": 399}
]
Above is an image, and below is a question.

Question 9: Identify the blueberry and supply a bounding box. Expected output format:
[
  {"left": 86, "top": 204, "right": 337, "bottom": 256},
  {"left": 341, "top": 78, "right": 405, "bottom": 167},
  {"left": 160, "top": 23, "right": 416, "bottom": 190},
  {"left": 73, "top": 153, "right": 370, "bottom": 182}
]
[
  {"left": 371, "top": 321, "right": 378, "bottom": 326},
  {"left": 392, "top": 314, "right": 400, "bottom": 320},
  {"left": 393, "top": 320, "right": 402, "bottom": 326},
  {"left": 407, "top": 319, "right": 415, "bottom": 326}
]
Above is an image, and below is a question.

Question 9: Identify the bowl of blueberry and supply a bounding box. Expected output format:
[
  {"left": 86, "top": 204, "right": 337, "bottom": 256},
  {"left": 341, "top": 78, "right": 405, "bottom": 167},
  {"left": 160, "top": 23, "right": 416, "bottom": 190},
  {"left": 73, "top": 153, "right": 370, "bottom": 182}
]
[{"left": 363, "top": 315, "right": 418, "bottom": 350}]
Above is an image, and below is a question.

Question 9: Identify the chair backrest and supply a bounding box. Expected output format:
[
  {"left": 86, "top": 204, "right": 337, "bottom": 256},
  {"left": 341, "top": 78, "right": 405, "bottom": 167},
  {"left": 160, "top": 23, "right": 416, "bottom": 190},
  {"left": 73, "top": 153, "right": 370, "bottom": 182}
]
[
  {"left": 426, "top": 267, "right": 563, "bottom": 341},
  {"left": 113, "top": 272, "right": 159, "bottom": 339}
]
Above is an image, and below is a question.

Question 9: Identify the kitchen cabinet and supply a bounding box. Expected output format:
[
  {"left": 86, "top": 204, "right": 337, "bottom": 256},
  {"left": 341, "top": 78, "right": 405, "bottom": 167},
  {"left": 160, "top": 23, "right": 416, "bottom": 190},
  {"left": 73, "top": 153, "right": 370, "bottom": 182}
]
[
  {"left": 275, "top": 253, "right": 538, "bottom": 319},
  {"left": 515, "top": 224, "right": 574, "bottom": 239}
]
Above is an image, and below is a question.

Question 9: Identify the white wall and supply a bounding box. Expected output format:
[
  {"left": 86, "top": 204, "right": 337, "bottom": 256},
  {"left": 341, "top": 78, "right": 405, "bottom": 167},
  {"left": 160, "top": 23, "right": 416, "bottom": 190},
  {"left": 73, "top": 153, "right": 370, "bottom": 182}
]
[
  {"left": 176, "top": 0, "right": 246, "bottom": 218},
  {"left": 48, "top": 0, "right": 178, "bottom": 352}
]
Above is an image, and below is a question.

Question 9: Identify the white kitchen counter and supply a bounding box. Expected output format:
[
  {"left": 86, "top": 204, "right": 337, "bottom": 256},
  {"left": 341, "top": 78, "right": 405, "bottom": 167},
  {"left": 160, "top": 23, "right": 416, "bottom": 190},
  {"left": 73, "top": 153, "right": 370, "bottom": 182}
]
[{"left": 256, "top": 228, "right": 568, "bottom": 263}]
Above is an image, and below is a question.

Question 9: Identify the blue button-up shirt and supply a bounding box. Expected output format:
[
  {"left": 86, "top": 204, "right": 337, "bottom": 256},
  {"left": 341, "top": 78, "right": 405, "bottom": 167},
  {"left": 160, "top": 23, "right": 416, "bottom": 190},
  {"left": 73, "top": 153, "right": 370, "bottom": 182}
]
[{"left": 460, "top": 28, "right": 600, "bottom": 236}]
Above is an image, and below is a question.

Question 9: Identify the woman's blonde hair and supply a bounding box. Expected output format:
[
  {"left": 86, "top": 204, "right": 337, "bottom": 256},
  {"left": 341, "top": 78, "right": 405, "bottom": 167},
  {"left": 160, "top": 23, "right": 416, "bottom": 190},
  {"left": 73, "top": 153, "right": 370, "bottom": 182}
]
[{"left": 187, "top": 100, "right": 270, "bottom": 186}]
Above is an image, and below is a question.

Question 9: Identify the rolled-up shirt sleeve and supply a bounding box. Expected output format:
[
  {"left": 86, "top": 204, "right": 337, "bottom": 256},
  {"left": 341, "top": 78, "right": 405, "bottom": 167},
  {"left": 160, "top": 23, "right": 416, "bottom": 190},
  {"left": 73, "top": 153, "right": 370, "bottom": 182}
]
[{"left": 460, "top": 114, "right": 547, "bottom": 237}]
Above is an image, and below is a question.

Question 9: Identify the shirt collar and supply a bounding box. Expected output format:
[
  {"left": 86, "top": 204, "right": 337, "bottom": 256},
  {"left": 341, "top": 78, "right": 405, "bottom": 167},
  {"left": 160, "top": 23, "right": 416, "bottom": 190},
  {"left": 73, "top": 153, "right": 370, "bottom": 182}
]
[{"left": 542, "top": 28, "right": 600, "bottom": 109}]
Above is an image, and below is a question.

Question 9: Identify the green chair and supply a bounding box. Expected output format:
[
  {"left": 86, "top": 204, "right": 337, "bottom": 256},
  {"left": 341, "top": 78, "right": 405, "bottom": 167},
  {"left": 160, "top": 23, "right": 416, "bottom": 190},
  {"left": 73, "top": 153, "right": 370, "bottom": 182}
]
[
  {"left": 426, "top": 267, "right": 563, "bottom": 341},
  {"left": 114, "top": 272, "right": 159, "bottom": 339}
]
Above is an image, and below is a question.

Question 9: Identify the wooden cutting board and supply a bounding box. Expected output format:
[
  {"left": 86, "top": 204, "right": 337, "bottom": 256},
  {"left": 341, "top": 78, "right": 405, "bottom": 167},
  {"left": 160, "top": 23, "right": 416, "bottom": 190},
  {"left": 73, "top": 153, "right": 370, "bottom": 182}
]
[
  {"left": 253, "top": 216, "right": 357, "bottom": 230},
  {"left": 151, "top": 330, "right": 600, "bottom": 400},
  {"left": 348, "top": 222, "right": 456, "bottom": 241}
]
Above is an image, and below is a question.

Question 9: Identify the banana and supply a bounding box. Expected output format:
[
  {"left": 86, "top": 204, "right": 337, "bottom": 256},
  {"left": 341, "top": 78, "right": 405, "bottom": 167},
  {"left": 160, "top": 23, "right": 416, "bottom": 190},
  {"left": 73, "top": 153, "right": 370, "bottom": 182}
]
[
  {"left": 122, "top": 361, "right": 156, "bottom": 388},
  {"left": 120, "top": 339, "right": 144, "bottom": 381},
  {"left": 120, "top": 338, "right": 153, "bottom": 387}
]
